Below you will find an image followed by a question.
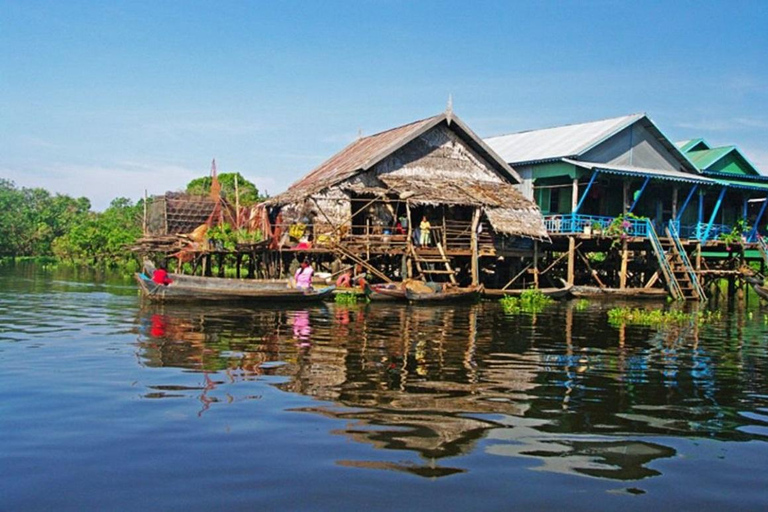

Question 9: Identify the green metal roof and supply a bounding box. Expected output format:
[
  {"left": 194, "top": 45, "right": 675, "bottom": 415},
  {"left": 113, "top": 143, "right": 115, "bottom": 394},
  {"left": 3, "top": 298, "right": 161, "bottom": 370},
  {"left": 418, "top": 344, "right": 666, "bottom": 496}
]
[
  {"left": 713, "top": 178, "right": 768, "bottom": 192},
  {"left": 676, "top": 138, "right": 710, "bottom": 153},
  {"left": 687, "top": 147, "right": 737, "bottom": 170}
]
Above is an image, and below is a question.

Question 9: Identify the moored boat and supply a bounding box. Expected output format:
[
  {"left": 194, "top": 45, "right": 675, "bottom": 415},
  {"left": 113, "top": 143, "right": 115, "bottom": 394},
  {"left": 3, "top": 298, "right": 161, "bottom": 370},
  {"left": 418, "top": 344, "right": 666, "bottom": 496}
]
[
  {"left": 363, "top": 282, "right": 407, "bottom": 301},
  {"left": 404, "top": 281, "right": 483, "bottom": 303},
  {"left": 135, "top": 272, "right": 335, "bottom": 302},
  {"left": 570, "top": 286, "right": 668, "bottom": 300},
  {"left": 483, "top": 285, "right": 572, "bottom": 300}
]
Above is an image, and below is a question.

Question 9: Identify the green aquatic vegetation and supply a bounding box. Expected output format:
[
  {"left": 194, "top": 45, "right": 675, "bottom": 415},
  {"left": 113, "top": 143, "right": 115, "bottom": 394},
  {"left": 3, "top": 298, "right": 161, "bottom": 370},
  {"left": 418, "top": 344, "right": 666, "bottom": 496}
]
[
  {"left": 500, "top": 289, "right": 554, "bottom": 314},
  {"left": 334, "top": 292, "right": 365, "bottom": 304},
  {"left": 574, "top": 299, "right": 590, "bottom": 311},
  {"left": 607, "top": 307, "right": 721, "bottom": 326}
]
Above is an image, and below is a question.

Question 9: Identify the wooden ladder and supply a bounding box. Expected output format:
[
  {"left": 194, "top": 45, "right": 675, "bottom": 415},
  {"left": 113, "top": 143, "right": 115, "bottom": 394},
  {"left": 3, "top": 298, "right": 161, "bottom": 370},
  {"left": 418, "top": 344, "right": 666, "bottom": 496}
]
[{"left": 411, "top": 242, "right": 457, "bottom": 284}]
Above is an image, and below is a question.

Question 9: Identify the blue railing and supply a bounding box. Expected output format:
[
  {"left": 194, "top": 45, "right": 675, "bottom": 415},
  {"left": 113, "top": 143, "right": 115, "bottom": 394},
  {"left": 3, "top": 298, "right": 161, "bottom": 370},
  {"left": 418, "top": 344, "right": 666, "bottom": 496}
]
[
  {"left": 546, "top": 214, "right": 744, "bottom": 244},
  {"left": 543, "top": 214, "right": 647, "bottom": 237}
]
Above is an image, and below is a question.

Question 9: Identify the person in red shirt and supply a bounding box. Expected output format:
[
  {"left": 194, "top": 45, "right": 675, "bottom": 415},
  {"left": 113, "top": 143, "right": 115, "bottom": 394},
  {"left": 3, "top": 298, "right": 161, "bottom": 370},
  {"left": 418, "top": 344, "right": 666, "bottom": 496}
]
[{"left": 152, "top": 264, "right": 173, "bottom": 285}]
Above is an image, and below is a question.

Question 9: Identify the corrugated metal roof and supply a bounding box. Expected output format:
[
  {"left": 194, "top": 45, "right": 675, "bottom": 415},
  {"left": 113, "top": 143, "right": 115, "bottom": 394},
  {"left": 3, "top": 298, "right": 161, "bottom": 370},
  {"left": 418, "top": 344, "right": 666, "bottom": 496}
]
[
  {"left": 687, "top": 147, "right": 736, "bottom": 170},
  {"left": 563, "top": 159, "right": 718, "bottom": 185},
  {"left": 484, "top": 113, "right": 644, "bottom": 164},
  {"left": 675, "top": 138, "right": 709, "bottom": 153}
]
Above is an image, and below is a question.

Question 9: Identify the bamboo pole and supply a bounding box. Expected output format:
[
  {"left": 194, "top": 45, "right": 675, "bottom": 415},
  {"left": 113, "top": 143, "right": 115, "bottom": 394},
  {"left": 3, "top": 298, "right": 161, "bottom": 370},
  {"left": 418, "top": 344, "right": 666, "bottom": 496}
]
[{"left": 533, "top": 240, "right": 539, "bottom": 289}]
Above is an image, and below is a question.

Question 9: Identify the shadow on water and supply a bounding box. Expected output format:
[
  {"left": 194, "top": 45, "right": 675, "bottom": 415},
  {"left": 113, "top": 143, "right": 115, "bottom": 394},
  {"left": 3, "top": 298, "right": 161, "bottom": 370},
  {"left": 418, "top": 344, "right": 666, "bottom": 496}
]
[{"left": 132, "top": 296, "right": 768, "bottom": 482}]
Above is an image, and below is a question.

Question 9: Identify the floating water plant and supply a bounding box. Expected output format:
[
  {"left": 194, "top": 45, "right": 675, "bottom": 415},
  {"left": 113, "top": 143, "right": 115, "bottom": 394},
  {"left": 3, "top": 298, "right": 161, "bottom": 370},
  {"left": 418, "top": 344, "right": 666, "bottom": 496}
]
[
  {"left": 334, "top": 292, "right": 365, "bottom": 304},
  {"left": 574, "top": 299, "right": 590, "bottom": 311},
  {"left": 500, "top": 289, "right": 554, "bottom": 314},
  {"left": 607, "top": 307, "right": 721, "bottom": 326}
]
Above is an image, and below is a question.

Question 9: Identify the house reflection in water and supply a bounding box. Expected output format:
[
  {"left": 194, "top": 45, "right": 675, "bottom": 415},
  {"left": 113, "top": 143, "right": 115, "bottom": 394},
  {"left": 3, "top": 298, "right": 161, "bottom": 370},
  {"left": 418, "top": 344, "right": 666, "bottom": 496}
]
[{"left": 132, "top": 301, "right": 745, "bottom": 480}]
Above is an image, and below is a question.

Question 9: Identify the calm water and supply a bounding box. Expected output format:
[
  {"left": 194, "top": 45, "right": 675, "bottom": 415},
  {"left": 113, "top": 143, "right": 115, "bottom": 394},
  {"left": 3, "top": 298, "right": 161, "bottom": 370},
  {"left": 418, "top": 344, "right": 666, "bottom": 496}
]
[{"left": 2, "top": 264, "right": 768, "bottom": 511}]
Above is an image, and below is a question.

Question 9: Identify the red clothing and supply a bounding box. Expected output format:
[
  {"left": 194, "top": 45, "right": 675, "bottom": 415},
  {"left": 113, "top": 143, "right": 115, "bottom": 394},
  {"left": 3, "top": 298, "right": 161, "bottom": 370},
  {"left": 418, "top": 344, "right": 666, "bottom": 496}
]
[{"left": 152, "top": 268, "right": 172, "bottom": 285}]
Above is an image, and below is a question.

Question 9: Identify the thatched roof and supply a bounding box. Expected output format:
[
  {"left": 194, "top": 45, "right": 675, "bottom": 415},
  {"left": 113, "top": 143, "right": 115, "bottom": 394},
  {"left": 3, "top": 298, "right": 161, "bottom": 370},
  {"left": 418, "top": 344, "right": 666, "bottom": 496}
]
[
  {"left": 268, "top": 111, "right": 522, "bottom": 206},
  {"left": 379, "top": 175, "right": 549, "bottom": 240},
  {"left": 267, "top": 111, "right": 549, "bottom": 241}
]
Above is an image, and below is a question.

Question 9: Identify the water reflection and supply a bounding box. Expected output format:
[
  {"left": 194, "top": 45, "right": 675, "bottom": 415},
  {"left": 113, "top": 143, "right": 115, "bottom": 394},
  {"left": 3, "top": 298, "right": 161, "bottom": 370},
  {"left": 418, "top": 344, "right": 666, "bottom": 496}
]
[{"left": 133, "top": 300, "right": 768, "bottom": 481}]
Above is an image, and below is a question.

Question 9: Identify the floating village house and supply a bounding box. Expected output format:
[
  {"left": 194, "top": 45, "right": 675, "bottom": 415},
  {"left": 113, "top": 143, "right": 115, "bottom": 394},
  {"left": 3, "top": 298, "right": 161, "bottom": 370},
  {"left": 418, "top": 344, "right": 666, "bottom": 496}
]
[
  {"left": 484, "top": 114, "right": 768, "bottom": 300},
  {"left": 265, "top": 110, "right": 549, "bottom": 287}
]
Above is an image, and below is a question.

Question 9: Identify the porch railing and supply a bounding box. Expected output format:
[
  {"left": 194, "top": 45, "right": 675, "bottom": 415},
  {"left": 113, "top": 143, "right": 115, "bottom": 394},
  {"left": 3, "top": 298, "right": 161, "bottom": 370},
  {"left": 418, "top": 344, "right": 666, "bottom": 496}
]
[
  {"left": 543, "top": 214, "right": 647, "bottom": 237},
  {"left": 545, "top": 215, "right": 742, "bottom": 243}
]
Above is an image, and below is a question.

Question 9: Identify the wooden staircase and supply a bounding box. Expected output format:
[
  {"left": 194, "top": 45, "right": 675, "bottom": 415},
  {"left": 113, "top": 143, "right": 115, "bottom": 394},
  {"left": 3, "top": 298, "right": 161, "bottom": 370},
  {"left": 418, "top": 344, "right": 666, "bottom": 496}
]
[
  {"left": 411, "top": 242, "right": 457, "bottom": 284},
  {"left": 657, "top": 236, "right": 699, "bottom": 300}
]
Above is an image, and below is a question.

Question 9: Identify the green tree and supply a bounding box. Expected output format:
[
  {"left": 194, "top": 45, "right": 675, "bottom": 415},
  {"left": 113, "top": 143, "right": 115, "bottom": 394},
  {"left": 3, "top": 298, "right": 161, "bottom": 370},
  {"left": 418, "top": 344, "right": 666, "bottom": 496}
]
[
  {"left": 186, "top": 172, "right": 263, "bottom": 207},
  {"left": 0, "top": 179, "right": 90, "bottom": 257},
  {"left": 52, "top": 197, "right": 142, "bottom": 268}
]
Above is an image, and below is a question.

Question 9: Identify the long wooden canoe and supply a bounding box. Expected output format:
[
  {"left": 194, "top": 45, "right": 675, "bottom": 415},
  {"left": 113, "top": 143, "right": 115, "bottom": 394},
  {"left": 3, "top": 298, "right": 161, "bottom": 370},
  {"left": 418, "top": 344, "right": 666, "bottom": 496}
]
[
  {"left": 404, "top": 283, "right": 483, "bottom": 303},
  {"left": 483, "top": 286, "right": 573, "bottom": 300},
  {"left": 135, "top": 273, "right": 335, "bottom": 302},
  {"left": 363, "top": 282, "right": 407, "bottom": 301}
]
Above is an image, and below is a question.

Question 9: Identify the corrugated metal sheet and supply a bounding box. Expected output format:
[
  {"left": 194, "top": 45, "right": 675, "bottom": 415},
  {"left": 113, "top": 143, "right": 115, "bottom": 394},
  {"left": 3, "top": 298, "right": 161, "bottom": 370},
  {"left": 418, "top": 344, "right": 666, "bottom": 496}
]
[
  {"left": 564, "top": 159, "right": 716, "bottom": 185},
  {"left": 686, "top": 147, "right": 736, "bottom": 170},
  {"left": 484, "top": 114, "right": 644, "bottom": 164}
]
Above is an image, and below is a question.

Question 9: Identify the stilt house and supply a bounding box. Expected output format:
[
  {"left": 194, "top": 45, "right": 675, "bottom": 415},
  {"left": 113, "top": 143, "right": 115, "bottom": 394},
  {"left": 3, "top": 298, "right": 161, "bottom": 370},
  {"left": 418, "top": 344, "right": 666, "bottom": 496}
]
[{"left": 266, "top": 110, "right": 549, "bottom": 287}]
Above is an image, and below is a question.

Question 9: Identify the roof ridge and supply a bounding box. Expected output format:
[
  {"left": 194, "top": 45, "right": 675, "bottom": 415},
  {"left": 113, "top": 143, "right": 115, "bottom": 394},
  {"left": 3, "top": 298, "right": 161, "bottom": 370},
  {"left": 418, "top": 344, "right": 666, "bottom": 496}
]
[{"left": 485, "top": 112, "right": 644, "bottom": 140}]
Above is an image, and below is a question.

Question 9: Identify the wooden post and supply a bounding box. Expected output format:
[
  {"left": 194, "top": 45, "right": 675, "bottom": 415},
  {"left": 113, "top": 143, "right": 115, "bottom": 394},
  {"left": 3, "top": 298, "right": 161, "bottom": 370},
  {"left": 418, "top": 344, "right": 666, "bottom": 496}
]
[
  {"left": 235, "top": 174, "right": 240, "bottom": 227},
  {"left": 533, "top": 240, "right": 540, "bottom": 289},
  {"left": 567, "top": 236, "right": 575, "bottom": 285},
  {"left": 623, "top": 181, "right": 630, "bottom": 214},
  {"left": 143, "top": 189, "right": 148, "bottom": 236},
  {"left": 672, "top": 186, "right": 679, "bottom": 220},
  {"left": 620, "top": 239, "right": 629, "bottom": 289},
  {"left": 571, "top": 177, "right": 579, "bottom": 212},
  {"left": 470, "top": 207, "right": 480, "bottom": 286},
  {"left": 406, "top": 202, "right": 413, "bottom": 279}
]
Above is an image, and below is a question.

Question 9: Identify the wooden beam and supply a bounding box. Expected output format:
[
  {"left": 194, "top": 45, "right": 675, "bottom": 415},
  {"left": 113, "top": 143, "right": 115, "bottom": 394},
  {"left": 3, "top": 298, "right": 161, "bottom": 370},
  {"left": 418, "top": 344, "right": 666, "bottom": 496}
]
[
  {"left": 501, "top": 263, "right": 532, "bottom": 290},
  {"left": 576, "top": 249, "right": 606, "bottom": 288},
  {"left": 470, "top": 207, "right": 480, "bottom": 286},
  {"left": 620, "top": 239, "right": 628, "bottom": 289}
]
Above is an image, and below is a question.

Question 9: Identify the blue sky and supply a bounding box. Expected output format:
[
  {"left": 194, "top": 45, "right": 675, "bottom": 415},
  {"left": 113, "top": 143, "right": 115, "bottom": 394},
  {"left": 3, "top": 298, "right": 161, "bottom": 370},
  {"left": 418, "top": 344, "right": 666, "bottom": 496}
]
[{"left": 2, "top": 0, "right": 767, "bottom": 210}]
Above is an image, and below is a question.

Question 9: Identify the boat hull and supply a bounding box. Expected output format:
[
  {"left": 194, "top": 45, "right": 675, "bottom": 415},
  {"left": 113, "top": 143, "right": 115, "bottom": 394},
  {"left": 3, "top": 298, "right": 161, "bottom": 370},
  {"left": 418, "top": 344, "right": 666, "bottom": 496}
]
[
  {"left": 363, "top": 283, "right": 407, "bottom": 301},
  {"left": 405, "top": 284, "right": 482, "bottom": 303},
  {"left": 135, "top": 273, "right": 335, "bottom": 302}
]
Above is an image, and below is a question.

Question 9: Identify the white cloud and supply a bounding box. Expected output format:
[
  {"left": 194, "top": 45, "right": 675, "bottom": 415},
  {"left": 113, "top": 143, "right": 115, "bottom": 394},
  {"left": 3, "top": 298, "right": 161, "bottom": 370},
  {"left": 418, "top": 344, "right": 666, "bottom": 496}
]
[
  {"left": 1, "top": 161, "right": 199, "bottom": 211},
  {"left": 1, "top": 160, "right": 290, "bottom": 210}
]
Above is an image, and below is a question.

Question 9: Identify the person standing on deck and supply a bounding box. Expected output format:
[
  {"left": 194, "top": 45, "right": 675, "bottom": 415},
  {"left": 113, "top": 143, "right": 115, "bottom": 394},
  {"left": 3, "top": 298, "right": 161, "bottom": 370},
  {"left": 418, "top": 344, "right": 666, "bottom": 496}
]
[
  {"left": 419, "top": 216, "right": 431, "bottom": 247},
  {"left": 294, "top": 260, "right": 314, "bottom": 289}
]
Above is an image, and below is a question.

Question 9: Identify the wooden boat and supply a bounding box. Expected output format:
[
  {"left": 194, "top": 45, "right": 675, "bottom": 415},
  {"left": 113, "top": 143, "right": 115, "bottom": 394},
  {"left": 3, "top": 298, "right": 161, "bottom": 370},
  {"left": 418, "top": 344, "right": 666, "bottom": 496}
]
[
  {"left": 483, "top": 285, "right": 573, "bottom": 300},
  {"left": 570, "top": 286, "right": 668, "bottom": 300},
  {"left": 752, "top": 283, "right": 768, "bottom": 301},
  {"left": 363, "top": 282, "right": 407, "bottom": 301},
  {"left": 135, "top": 272, "right": 335, "bottom": 302},
  {"left": 404, "top": 281, "right": 483, "bottom": 303}
]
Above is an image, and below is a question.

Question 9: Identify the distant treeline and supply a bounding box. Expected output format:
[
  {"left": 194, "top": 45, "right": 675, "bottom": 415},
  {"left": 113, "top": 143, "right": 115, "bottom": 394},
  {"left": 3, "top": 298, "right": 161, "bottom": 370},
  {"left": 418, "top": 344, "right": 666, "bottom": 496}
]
[
  {"left": 0, "top": 178, "right": 142, "bottom": 268},
  {"left": 0, "top": 173, "right": 263, "bottom": 269}
]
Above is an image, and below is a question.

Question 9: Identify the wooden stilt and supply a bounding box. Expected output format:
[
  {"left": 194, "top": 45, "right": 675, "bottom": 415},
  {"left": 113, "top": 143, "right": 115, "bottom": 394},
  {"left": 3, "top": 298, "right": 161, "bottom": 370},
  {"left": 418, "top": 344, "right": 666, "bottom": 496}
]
[
  {"left": 567, "top": 236, "right": 576, "bottom": 285},
  {"left": 470, "top": 207, "right": 480, "bottom": 286},
  {"left": 533, "top": 240, "right": 539, "bottom": 289},
  {"left": 620, "top": 239, "right": 628, "bottom": 289}
]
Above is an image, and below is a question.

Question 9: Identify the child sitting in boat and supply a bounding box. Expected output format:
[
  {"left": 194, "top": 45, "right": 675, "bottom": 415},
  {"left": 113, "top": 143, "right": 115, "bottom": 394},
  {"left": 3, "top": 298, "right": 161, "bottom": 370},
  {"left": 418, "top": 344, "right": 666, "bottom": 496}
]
[{"left": 152, "top": 263, "right": 173, "bottom": 286}]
